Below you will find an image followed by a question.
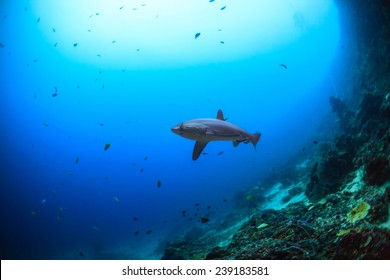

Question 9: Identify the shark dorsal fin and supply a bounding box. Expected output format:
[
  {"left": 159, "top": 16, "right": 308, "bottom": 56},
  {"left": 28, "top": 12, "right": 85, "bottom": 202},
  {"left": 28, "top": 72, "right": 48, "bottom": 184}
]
[
  {"left": 216, "top": 109, "right": 224, "bottom": 121},
  {"left": 193, "top": 141, "right": 208, "bottom": 160}
]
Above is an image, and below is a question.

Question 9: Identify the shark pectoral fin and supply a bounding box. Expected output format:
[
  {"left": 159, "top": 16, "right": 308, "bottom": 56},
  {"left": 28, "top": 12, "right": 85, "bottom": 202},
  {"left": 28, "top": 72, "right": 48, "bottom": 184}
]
[
  {"left": 232, "top": 140, "right": 239, "bottom": 147},
  {"left": 193, "top": 141, "right": 208, "bottom": 160}
]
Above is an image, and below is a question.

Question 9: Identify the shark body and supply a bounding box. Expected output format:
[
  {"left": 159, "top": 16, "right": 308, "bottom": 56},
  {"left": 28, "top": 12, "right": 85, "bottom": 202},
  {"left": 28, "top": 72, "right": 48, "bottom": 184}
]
[{"left": 171, "top": 110, "right": 261, "bottom": 160}]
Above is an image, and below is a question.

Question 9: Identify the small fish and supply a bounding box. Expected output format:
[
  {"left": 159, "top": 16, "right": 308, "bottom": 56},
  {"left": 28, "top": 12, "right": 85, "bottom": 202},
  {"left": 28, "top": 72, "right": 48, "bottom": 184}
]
[
  {"left": 52, "top": 92, "right": 58, "bottom": 97},
  {"left": 209, "top": 0, "right": 215, "bottom": 2},
  {"left": 313, "top": 140, "right": 318, "bottom": 144},
  {"left": 79, "top": 251, "right": 84, "bottom": 257},
  {"left": 182, "top": 210, "right": 186, "bottom": 217},
  {"left": 202, "top": 152, "right": 208, "bottom": 155},
  {"left": 220, "top": 41, "right": 225, "bottom": 44},
  {"left": 52, "top": 28, "right": 56, "bottom": 32},
  {"left": 113, "top": 196, "right": 120, "bottom": 204},
  {"left": 112, "top": 40, "right": 116, "bottom": 43},
  {"left": 41, "top": 199, "right": 47, "bottom": 204},
  {"left": 33, "top": 59, "right": 38, "bottom": 63},
  {"left": 136, "top": 48, "right": 140, "bottom": 51},
  {"left": 104, "top": 143, "right": 111, "bottom": 150},
  {"left": 31, "top": 211, "right": 37, "bottom": 216},
  {"left": 207, "top": 205, "right": 211, "bottom": 209},
  {"left": 217, "top": 151, "right": 224, "bottom": 156},
  {"left": 42, "top": 121, "right": 49, "bottom": 126},
  {"left": 280, "top": 64, "right": 287, "bottom": 69},
  {"left": 144, "top": 156, "right": 148, "bottom": 161},
  {"left": 134, "top": 231, "right": 140, "bottom": 236},
  {"left": 96, "top": 13, "right": 100, "bottom": 16},
  {"left": 54, "top": 42, "right": 57, "bottom": 47},
  {"left": 145, "top": 230, "right": 152, "bottom": 235},
  {"left": 194, "top": 32, "right": 201, "bottom": 39},
  {"left": 195, "top": 203, "right": 200, "bottom": 206},
  {"left": 223, "top": 199, "right": 228, "bottom": 203},
  {"left": 302, "top": 147, "right": 306, "bottom": 152},
  {"left": 99, "top": 123, "right": 104, "bottom": 126},
  {"left": 200, "top": 215, "right": 210, "bottom": 223},
  {"left": 119, "top": 6, "right": 124, "bottom": 10},
  {"left": 133, "top": 217, "right": 139, "bottom": 221},
  {"left": 220, "top": 6, "right": 226, "bottom": 10},
  {"left": 73, "top": 43, "right": 78, "bottom": 47},
  {"left": 97, "top": 54, "right": 101, "bottom": 57},
  {"left": 37, "top": 17, "right": 40, "bottom": 23},
  {"left": 140, "top": 168, "right": 144, "bottom": 173},
  {"left": 157, "top": 179, "right": 161, "bottom": 188},
  {"left": 75, "top": 156, "right": 80, "bottom": 164}
]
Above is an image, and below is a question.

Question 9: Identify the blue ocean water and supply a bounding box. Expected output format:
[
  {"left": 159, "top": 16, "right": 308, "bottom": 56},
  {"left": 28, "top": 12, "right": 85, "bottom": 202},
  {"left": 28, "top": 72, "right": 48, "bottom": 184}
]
[{"left": 0, "top": 0, "right": 341, "bottom": 259}]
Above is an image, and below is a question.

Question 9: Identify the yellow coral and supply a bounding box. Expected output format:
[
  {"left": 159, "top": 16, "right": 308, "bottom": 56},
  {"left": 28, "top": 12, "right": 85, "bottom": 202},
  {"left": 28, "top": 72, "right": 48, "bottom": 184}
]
[
  {"left": 336, "top": 228, "right": 352, "bottom": 237},
  {"left": 347, "top": 201, "right": 371, "bottom": 223}
]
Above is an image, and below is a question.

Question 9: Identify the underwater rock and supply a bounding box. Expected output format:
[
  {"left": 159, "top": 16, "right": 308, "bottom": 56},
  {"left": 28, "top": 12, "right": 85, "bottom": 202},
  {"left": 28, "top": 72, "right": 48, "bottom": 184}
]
[
  {"left": 335, "top": 228, "right": 390, "bottom": 259},
  {"left": 357, "top": 93, "right": 383, "bottom": 126},
  {"left": 282, "top": 186, "right": 304, "bottom": 203},
  {"left": 329, "top": 96, "right": 353, "bottom": 132},
  {"left": 306, "top": 146, "right": 354, "bottom": 201},
  {"left": 161, "top": 239, "right": 201, "bottom": 260},
  {"left": 364, "top": 157, "right": 390, "bottom": 186},
  {"left": 205, "top": 246, "right": 229, "bottom": 260},
  {"left": 366, "top": 187, "right": 390, "bottom": 224}
]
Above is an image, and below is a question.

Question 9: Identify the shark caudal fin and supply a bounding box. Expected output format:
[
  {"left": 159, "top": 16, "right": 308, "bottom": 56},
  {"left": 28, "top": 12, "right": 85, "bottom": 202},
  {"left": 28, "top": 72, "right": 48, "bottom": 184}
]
[{"left": 251, "top": 133, "right": 261, "bottom": 150}]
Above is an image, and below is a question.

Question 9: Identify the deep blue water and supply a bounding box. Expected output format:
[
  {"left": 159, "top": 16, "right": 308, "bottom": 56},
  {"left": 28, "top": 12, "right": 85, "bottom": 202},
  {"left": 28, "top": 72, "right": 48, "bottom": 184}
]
[{"left": 0, "top": 1, "right": 341, "bottom": 259}]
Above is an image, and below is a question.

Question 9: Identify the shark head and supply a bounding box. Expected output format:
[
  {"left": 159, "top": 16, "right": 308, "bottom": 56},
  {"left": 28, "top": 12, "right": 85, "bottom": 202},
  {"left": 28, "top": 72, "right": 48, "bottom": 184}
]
[
  {"left": 171, "top": 122, "right": 206, "bottom": 140},
  {"left": 171, "top": 122, "right": 184, "bottom": 136}
]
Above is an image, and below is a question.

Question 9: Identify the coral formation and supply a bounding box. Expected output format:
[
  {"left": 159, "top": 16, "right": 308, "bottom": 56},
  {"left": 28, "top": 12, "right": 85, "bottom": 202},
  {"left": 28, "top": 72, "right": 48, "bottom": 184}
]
[{"left": 347, "top": 201, "right": 371, "bottom": 223}]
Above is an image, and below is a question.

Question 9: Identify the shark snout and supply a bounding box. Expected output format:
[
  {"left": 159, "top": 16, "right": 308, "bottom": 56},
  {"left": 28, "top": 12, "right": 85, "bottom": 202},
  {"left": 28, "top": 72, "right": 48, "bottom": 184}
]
[{"left": 171, "top": 123, "right": 183, "bottom": 135}]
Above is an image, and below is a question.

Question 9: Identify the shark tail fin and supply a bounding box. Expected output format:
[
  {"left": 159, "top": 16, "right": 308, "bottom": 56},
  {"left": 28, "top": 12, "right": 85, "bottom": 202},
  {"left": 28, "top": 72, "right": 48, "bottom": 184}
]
[{"left": 251, "top": 133, "right": 261, "bottom": 150}]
